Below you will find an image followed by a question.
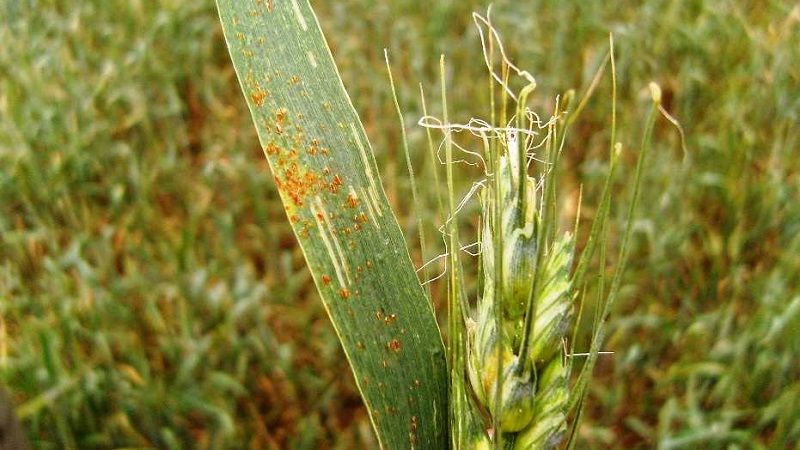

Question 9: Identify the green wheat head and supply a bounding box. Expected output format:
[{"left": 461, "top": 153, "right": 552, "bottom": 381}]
[
  {"left": 423, "top": 10, "right": 628, "bottom": 449},
  {"left": 466, "top": 143, "right": 574, "bottom": 447},
  {"left": 464, "top": 98, "right": 575, "bottom": 450}
]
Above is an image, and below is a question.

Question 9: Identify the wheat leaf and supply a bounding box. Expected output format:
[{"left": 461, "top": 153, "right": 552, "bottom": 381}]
[{"left": 215, "top": 1, "right": 448, "bottom": 448}]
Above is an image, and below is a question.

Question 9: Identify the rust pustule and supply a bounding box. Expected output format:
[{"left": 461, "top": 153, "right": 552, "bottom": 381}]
[{"left": 251, "top": 87, "right": 267, "bottom": 106}]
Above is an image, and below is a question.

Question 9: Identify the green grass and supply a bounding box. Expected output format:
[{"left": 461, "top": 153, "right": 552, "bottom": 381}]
[{"left": 1, "top": 0, "right": 798, "bottom": 449}]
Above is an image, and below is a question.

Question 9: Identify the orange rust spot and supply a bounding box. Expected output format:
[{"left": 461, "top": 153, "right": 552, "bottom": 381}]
[
  {"left": 289, "top": 75, "right": 301, "bottom": 85},
  {"left": 348, "top": 193, "right": 358, "bottom": 208},
  {"left": 251, "top": 88, "right": 266, "bottom": 106},
  {"left": 358, "top": 213, "right": 368, "bottom": 223},
  {"left": 266, "top": 0, "right": 273, "bottom": 11},
  {"left": 306, "top": 139, "right": 320, "bottom": 155},
  {"left": 384, "top": 314, "right": 397, "bottom": 325},
  {"left": 265, "top": 142, "right": 281, "bottom": 155},
  {"left": 339, "top": 288, "right": 350, "bottom": 299},
  {"left": 388, "top": 339, "right": 401, "bottom": 352},
  {"left": 366, "top": 261, "right": 373, "bottom": 268},
  {"left": 323, "top": 167, "right": 331, "bottom": 175},
  {"left": 279, "top": 162, "right": 318, "bottom": 206},
  {"left": 290, "top": 215, "right": 299, "bottom": 222},
  {"left": 354, "top": 223, "right": 361, "bottom": 231},
  {"left": 322, "top": 275, "right": 331, "bottom": 284},
  {"left": 329, "top": 174, "right": 344, "bottom": 194},
  {"left": 376, "top": 308, "right": 384, "bottom": 321}
]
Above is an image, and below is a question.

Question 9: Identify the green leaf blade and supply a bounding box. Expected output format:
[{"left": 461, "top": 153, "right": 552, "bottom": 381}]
[{"left": 215, "top": 1, "right": 447, "bottom": 448}]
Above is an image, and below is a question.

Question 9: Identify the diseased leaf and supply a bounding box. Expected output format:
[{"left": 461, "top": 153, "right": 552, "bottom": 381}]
[{"left": 215, "top": 1, "right": 448, "bottom": 448}]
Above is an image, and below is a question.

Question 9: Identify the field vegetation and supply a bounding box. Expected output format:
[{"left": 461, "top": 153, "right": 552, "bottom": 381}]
[{"left": 1, "top": 1, "right": 798, "bottom": 448}]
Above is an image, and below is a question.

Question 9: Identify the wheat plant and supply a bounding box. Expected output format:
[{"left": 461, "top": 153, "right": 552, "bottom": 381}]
[{"left": 216, "top": 1, "right": 661, "bottom": 448}]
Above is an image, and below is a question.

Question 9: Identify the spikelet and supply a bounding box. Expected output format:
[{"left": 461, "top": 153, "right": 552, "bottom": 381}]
[
  {"left": 479, "top": 132, "right": 538, "bottom": 324},
  {"left": 513, "top": 355, "right": 570, "bottom": 449},
  {"left": 528, "top": 232, "right": 575, "bottom": 365}
]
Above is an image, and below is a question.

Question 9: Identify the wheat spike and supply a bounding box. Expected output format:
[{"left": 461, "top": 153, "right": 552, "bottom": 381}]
[{"left": 466, "top": 127, "right": 575, "bottom": 448}]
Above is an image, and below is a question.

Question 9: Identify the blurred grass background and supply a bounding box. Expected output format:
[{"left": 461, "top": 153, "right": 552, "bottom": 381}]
[{"left": 1, "top": 0, "right": 798, "bottom": 449}]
